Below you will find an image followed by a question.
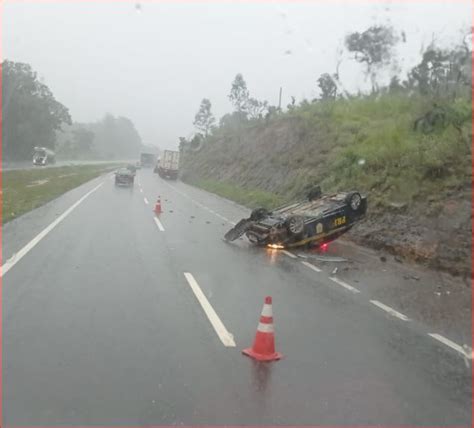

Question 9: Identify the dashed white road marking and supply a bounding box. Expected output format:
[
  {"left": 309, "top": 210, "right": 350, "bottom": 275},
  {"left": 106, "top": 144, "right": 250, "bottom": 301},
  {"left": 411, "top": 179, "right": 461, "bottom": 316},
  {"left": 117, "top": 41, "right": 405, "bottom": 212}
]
[
  {"left": 183, "top": 273, "right": 236, "bottom": 347},
  {"left": 161, "top": 181, "right": 237, "bottom": 226},
  {"left": 1, "top": 182, "right": 104, "bottom": 277},
  {"left": 282, "top": 250, "right": 297, "bottom": 259},
  {"left": 329, "top": 277, "right": 360, "bottom": 294},
  {"left": 370, "top": 300, "right": 409, "bottom": 321},
  {"left": 428, "top": 333, "right": 471, "bottom": 359},
  {"left": 301, "top": 261, "right": 322, "bottom": 272},
  {"left": 144, "top": 197, "right": 149, "bottom": 205},
  {"left": 153, "top": 217, "right": 165, "bottom": 232}
]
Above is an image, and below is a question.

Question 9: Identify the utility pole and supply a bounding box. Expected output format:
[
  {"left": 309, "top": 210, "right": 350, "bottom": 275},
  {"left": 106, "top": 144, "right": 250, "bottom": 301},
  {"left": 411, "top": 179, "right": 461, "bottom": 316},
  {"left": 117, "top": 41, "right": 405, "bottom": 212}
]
[{"left": 278, "top": 87, "right": 282, "bottom": 111}]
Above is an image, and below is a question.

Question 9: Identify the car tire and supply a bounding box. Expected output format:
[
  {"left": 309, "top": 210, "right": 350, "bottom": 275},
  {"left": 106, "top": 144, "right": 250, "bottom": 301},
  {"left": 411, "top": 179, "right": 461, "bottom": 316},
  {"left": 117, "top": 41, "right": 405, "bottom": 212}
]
[
  {"left": 286, "top": 215, "right": 305, "bottom": 235},
  {"left": 345, "top": 192, "right": 362, "bottom": 211},
  {"left": 307, "top": 186, "right": 322, "bottom": 201},
  {"left": 250, "top": 208, "right": 269, "bottom": 221}
]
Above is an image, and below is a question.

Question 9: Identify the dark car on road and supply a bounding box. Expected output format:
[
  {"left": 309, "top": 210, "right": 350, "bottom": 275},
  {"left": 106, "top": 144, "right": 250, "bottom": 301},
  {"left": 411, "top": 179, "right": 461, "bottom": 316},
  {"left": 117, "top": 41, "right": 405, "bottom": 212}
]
[
  {"left": 225, "top": 187, "right": 367, "bottom": 249},
  {"left": 114, "top": 168, "right": 135, "bottom": 187}
]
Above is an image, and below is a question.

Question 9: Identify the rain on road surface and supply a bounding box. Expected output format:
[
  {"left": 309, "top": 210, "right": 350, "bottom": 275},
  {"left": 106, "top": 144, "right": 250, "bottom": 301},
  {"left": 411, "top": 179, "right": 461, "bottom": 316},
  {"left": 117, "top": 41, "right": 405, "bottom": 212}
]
[{"left": 2, "top": 169, "right": 471, "bottom": 425}]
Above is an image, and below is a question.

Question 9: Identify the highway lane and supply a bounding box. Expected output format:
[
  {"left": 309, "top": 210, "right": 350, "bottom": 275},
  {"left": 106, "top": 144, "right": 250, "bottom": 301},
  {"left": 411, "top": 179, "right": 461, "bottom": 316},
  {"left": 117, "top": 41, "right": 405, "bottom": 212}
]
[{"left": 3, "top": 169, "right": 471, "bottom": 425}]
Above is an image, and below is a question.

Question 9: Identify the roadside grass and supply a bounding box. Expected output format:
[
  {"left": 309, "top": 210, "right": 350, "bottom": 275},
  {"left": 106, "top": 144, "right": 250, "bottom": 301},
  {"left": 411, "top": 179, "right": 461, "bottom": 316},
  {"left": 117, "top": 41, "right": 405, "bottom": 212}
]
[
  {"left": 2, "top": 164, "right": 122, "bottom": 223},
  {"left": 186, "top": 178, "right": 288, "bottom": 210},
  {"left": 184, "top": 92, "right": 471, "bottom": 212}
]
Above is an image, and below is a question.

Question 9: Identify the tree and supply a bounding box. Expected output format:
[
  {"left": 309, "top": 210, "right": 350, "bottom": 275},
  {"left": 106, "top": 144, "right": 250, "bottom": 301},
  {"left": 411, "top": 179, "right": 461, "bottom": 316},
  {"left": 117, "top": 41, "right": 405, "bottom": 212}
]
[
  {"left": 247, "top": 97, "right": 269, "bottom": 120},
  {"left": 228, "top": 73, "right": 249, "bottom": 117},
  {"left": 407, "top": 41, "right": 472, "bottom": 98},
  {"left": 88, "top": 114, "right": 142, "bottom": 159},
  {"left": 72, "top": 128, "right": 94, "bottom": 154},
  {"left": 317, "top": 73, "right": 338, "bottom": 100},
  {"left": 345, "top": 25, "right": 398, "bottom": 92},
  {"left": 2, "top": 60, "right": 71, "bottom": 161},
  {"left": 287, "top": 96, "right": 296, "bottom": 111},
  {"left": 388, "top": 76, "right": 404, "bottom": 93},
  {"left": 193, "top": 98, "right": 215, "bottom": 136}
]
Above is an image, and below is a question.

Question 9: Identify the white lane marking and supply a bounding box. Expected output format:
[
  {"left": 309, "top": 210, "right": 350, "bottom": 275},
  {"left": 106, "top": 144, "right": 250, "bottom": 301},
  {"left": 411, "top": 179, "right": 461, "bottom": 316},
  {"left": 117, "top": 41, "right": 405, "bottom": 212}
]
[
  {"left": 144, "top": 197, "right": 149, "bottom": 205},
  {"left": 1, "top": 182, "right": 103, "bottom": 277},
  {"left": 370, "top": 300, "right": 409, "bottom": 321},
  {"left": 282, "top": 250, "right": 297, "bottom": 259},
  {"left": 161, "top": 181, "right": 237, "bottom": 225},
  {"left": 183, "top": 273, "right": 236, "bottom": 347},
  {"left": 301, "top": 261, "right": 322, "bottom": 272},
  {"left": 139, "top": 188, "right": 143, "bottom": 193},
  {"left": 329, "top": 276, "right": 360, "bottom": 294},
  {"left": 153, "top": 217, "right": 165, "bottom": 232},
  {"left": 428, "top": 333, "right": 471, "bottom": 359}
]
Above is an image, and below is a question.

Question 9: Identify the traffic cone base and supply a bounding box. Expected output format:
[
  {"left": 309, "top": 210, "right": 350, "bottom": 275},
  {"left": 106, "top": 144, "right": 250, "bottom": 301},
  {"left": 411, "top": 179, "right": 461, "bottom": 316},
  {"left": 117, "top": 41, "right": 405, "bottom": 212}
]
[{"left": 242, "top": 347, "right": 282, "bottom": 362}]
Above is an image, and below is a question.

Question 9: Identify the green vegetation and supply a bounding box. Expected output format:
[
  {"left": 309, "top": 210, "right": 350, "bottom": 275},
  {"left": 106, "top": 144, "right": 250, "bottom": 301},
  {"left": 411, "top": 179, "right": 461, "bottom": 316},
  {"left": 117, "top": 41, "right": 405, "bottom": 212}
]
[
  {"left": 187, "top": 178, "right": 287, "bottom": 209},
  {"left": 288, "top": 94, "right": 471, "bottom": 208},
  {"left": 181, "top": 24, "right": 471, "bottom": 213},
  {"left": 3, "top": 60, "right": 145, "bottom": 162},
  {"left": 2, "top": 164, "right": 121, "bottom": 223}
]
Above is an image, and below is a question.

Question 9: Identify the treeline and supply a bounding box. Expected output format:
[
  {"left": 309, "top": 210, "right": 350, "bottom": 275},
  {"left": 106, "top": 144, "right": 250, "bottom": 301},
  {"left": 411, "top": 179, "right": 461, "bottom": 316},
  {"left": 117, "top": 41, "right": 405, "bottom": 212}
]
[
  {"left": 56, "top": 115, "right": 142, "bottom": 160},
  {"left": 182, "top": 24, "right": 472, "bottom": 151},
  {"left": 2, "top": 60, "right": 143, "bottom": 162}
]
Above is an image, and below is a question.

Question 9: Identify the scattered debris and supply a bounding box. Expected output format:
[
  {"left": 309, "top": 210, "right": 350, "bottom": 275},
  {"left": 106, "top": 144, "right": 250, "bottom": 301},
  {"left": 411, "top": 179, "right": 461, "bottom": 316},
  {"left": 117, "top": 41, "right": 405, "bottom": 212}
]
[
  {"left": 206, "top": 221, "right": 211, "bottom": 224},
  {"left": 190, "top": 215, "right": 195, "bottom": 219},
  {"left": 394, "top": 256, "right": 403, "bottom": 263},
  {"left": 169, "top": 210, "right": 173, "bottom": 213},
  {"left": 380, "top": 256, "right": 387, "bottom": 262},
  {"left": 331, "top": 267, "right": 338, "bottom": 275},
  {"left": 310, "top": 255, "right": 347, "bottom": 262}
]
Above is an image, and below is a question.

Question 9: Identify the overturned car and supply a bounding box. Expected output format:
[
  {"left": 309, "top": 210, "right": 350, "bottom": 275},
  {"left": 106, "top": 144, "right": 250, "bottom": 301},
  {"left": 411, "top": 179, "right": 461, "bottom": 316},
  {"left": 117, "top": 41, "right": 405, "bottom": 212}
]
[{"left": 224, "top": 187, "right": 367, "bottom": 249}]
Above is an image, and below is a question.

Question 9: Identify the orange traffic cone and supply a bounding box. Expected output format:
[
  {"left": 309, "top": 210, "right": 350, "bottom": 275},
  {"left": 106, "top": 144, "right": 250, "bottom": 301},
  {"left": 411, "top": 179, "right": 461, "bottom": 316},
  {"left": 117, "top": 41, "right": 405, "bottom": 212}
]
[
  {"left": 242, "top": 296, "right": 282, "bottom": 361},
  {"left": 154, "top": 197, "right": 162, "bottom": 215}
]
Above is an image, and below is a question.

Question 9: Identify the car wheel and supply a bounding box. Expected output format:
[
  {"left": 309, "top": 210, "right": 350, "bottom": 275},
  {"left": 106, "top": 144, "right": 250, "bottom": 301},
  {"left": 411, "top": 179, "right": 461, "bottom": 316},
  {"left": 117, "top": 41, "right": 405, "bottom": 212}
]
[
  {"left": 250, "top": 208, "right": 269, "bottom": 221},
  {"left": 307, "top": 186, "right": 322, "bottom": 201},
  {"left": 345, "top": 192, "right": 362, "bottom": 211},
  {"left": 286, "top": 215, "right": 305, "bottom": 235}
]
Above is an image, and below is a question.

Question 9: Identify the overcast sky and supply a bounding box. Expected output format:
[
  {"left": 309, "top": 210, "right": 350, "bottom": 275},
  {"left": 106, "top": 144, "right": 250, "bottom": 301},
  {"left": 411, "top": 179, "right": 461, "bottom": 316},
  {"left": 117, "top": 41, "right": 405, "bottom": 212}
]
[{"left": 4, "top": 1, "right": 471, "bottom": 149}]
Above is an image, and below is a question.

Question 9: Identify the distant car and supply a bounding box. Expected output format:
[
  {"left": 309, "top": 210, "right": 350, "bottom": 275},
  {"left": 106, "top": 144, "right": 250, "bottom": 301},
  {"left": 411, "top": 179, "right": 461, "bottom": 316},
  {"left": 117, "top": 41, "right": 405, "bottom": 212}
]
[
  {"left": 115, "top": 168, "right": 135, "bottom": 187},
  {"left": 224, "top": 187, "right": 367, "bottom": 249}
]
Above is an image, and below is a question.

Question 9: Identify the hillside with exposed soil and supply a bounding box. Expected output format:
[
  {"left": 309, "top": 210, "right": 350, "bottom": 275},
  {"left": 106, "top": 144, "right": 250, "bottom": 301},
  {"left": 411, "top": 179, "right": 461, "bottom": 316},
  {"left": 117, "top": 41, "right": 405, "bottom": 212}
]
[{"left": 181, "top": 94, "right": 472, "bottom": 278}]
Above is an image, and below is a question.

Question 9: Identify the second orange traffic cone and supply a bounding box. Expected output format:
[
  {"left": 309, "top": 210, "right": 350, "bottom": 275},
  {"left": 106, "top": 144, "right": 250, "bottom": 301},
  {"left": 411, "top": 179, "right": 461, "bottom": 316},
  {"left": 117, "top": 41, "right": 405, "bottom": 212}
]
[
  {"left": 154, "top": 196, "right": 162, "bottom": 215},
  {"left": 242, "top": 296, "right": 282, "bottom": 362}
]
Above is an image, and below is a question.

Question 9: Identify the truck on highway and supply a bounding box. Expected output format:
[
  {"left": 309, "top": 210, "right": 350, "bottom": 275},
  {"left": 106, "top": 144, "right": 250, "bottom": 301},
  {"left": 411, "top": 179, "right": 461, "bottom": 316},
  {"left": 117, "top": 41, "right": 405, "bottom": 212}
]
[
  {"left": 156, "top": 150, "right": 179, "bottom": 180},
  {"left": 33, "top": 147, "right": 56, "bottom": 166},
  {"left": 140, "top": 152, "right": 157, "bottom": 168}
]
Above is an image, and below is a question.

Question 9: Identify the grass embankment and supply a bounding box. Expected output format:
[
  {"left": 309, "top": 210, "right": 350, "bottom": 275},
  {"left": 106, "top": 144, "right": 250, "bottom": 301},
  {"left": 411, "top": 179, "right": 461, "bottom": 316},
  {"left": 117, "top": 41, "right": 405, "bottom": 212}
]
[
  {"left": 183, "top": 93, "right": 471, "bottom": 211},
  {"left": 187, "top": 178, "right": 287, "bottom": 209},
  {"left": 2, "top": 164, "right": 121, "bottom": 223}
]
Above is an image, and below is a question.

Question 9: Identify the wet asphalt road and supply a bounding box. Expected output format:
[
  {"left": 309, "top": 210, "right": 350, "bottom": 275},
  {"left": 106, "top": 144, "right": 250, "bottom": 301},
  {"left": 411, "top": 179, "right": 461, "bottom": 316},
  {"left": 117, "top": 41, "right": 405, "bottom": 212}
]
[{"left": 3, "top": 169, "right": 472, "bottom": 425}]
